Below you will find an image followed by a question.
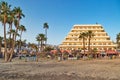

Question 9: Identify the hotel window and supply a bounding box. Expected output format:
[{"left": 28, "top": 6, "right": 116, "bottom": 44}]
[
  {"left": 108, "top": 43, "right": 111, "bottom": 45},
  {"left": 103, "top": 43, "right": 106, "bottom": 45},
  {"left": 107, "top": 38, "right": 110, "bottom": 40},
  {"left": 102, "top": 34, "right": 105, "bottom": 36},
  {"left": 101, "top": 30, "right": 104, "bottom": 32},
  {"left": 98, "top": 43, "right": 101, "bottom": 45},
  {"left": 74, "top": 39, "right": 77, "bottom": 41},
  {"left": 98, "top": 34, "right": 100, "bottom": 36}
]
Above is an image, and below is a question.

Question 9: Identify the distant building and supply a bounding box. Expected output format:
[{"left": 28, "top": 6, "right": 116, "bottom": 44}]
[{"left": 59, "top": 24, "right": 116, "bottom": 51}]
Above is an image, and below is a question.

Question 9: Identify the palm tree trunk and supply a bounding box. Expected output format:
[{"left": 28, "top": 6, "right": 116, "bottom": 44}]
[
  {"left": 20, "top": 31, "right": 22, "bottom": 51},
  {"left": 38, "top": 41, "right": 40, "bottom": 52},
  {"left": 45, "top": 29, "right": 47, "bottom": 45},
  {"left": 8, "top": 34, "right": 15, "bottom": 62},
  {"left": 40, "top": 41, "right": 43, "bottom": 52},
  {"left": 88, "top": 37, "right": 91, "bottom": 55},
  {"left": 83, "top": 38, "right": 85, "bottom": 56},
  {"left": 0, "top": 41, "right": 2, "bottom": 54},
  {"left": 9, "top": 23, "right": 13, "bottom": 48},
  {"left": 13, "top": 24, "right": 18, "bottom": 55},
  {"left": 4, "top": 23, "right": 8, "bottom": 62},
  {"left": 14, "top": 19, "right": 20, "bottom": 43},
  {"left": 14, "top": 29, "right": 18, "bottom": 42},
  {"left": 36, "top": 51, "right": 38, "bottom": 62}
]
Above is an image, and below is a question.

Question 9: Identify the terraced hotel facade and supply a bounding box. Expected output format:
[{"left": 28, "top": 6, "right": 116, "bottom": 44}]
[{"left": 59, "top": 24, "right": 116, "bottom": 51}]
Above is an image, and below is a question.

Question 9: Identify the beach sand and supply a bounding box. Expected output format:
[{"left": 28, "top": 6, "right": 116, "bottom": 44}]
[{"left": 0, "top": 58, "right": 120, "bottom": 80}]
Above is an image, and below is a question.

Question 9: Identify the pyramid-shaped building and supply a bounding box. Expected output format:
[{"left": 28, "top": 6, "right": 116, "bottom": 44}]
[{"left": 59, "top": 24, "right": 116, "bottom": 51}]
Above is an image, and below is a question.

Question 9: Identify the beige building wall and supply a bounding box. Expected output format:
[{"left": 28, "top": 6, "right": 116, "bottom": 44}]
[{"left": 59, "top": 24, "right": 116, "bottom": 51}]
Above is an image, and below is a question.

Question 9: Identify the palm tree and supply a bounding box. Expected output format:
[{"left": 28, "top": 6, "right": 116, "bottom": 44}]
[
  {"left": 116, "top": 32, "right": 120, "bottom": 49},
  {"left": 7, "top": 10, "right": 15, "bottom": 49},
  {"left": 7, "top": 29, "right": 19, "bottom": 61},
  {"left": 18, "top": 25, "right": 26, "bottom": 40},
  {"left": 0, "top": 36, "right": 3, "bottom": 54},
  {"left": 16, "top": 40, "right": 21, "bottom": 50},
  {"left": 7, "top": 11, "right": 15, "bottom": 49},
  {"left": 13, "top": 7, "right": 25, "bottom": 26},
  {"left": 16, "top": 39, "right": 26, "bottom": 51},
  {"left": 7, "top": 10, "right": 15, "bottom": 40},
  {"left": 79, "top": 32, "right": 87, "bottom": 56},
  {"left": 36, "top": 37, "right": 40, "bottom": 52},
  {"left": 86, "top": 30, "right": 94, "bottom": 55},
  {"left": 43, "top": 22, "right": 49, "bottom": 45},
  {"left": 18, "top": 25, "right": 26, "bottom": 50},
  {"left": 0, "top": 1, "right": 11, "bottom": 62},
  {"left": 36, "top": 33, "right": 46, "bottom": 52},
  {"left": 13, "top": 7, "right": 25, "bottom": 42}
]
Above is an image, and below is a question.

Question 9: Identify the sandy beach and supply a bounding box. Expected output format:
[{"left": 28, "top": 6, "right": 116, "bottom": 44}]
[{"left": 0, "top": 58, "right": 120, "bottom": 80}]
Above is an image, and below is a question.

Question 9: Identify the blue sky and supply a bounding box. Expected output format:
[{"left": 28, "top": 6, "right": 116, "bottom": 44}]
[{"left": 0, "top": 0, "right": 120, "bottom": 45}]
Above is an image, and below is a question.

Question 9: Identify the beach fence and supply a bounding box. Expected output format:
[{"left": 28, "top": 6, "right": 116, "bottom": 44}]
[{"left": 19, "top": 54, "right": 37, "bottom": 62}]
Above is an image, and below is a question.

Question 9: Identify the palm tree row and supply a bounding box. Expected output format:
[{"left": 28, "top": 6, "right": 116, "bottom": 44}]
[
  {"left": 79, "top": 30, "right": 94, "bottom": 56},
  {"left": 0, "top": 1, "right": 26, "bottom": 62}
]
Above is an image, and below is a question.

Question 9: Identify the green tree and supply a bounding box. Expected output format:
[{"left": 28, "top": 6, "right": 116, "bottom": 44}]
[
  {"left": 79, "top": 32, "right": 87, "bottom": 56},
  {"left": 43, "top": 23, "right": 49, "bottom": 45}
]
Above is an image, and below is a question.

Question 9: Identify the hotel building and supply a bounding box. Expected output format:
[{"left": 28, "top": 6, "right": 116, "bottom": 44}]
[{"left": 59, "top": 24, "right": 116, "bottom": 51}]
